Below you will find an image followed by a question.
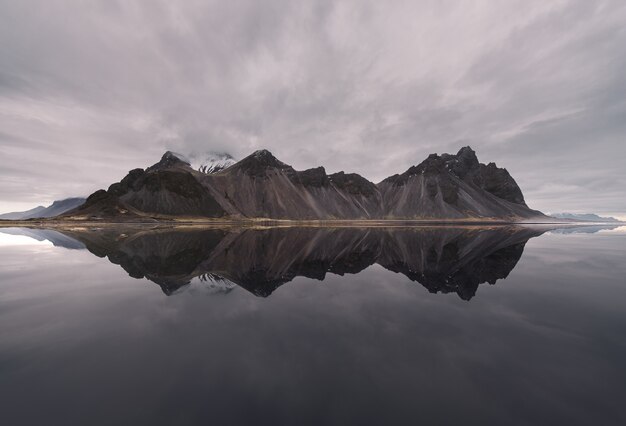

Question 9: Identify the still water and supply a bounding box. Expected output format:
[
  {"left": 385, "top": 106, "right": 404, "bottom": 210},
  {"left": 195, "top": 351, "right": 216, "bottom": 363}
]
[{"left": 0, "top": 225, "right": 625, "bottom": 425}]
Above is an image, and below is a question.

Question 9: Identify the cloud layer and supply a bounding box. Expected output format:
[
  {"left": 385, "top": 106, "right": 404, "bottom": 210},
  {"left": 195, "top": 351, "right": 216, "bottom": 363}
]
[{"left": 1, "top": 0, "right": 625, "bottom": 216}]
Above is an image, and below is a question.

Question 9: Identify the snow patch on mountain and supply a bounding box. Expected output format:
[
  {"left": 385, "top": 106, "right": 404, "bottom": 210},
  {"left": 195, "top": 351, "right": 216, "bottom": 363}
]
[
  {"left": 170, "top": 151, "right": 237, "bottom": 174},
  {"left": 197, "top": 273, "right": 237, "bottom": 294}
]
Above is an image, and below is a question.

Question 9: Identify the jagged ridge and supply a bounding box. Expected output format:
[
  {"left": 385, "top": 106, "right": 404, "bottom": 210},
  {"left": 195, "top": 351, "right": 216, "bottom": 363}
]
[
  {"left": 378, "top": 146, "right": 540, "bottom": 219},
  {"left": 63, "top": 147, "right": 545, "bottom": 221}
]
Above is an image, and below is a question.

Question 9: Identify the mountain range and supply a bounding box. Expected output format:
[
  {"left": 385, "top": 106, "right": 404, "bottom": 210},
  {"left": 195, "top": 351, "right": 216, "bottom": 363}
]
[
  {"left": 60, "top": 146, "right": 547, "bottom": 221},
  {"left": 0, "top": 197, "right": 86, "bottom": 220},
  {"left": 549, "top": 213, "right": 621, "bottom": 223}
]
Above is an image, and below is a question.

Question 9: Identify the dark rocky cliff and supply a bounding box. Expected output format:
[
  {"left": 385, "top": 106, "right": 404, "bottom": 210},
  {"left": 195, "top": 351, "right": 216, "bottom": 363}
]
[
  {"left": 378, "top": 147, "right": 542, "bottom": 219},
  {"left": 64, "top": 147, "right": 545, "bottom": 221},
  {"left": 67, "top": 151, "right": 227, "bottom": 219},
  {"left": 200, "top": 150, "right": 384, "bottom": 219}
]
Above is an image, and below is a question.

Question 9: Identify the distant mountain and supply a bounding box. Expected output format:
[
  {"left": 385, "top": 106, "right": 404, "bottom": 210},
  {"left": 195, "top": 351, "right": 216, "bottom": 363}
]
[
  {"left": 36, "top": 198, "right": 87, "bottom": 218},
  {"left": 549, "top": 225, "right": 622, "bottom": 234},
  {"left": 62, "top": 147, "right": 547, "bottom": 221},
  {"left": 0, "top": 205, "right": 46, "bottom": 220},
  {"left": 0, "top": 197, "right": 85, "bottom": 220},
  {"left": 550, "top": 213, "right": 621, "bottom": 223}
]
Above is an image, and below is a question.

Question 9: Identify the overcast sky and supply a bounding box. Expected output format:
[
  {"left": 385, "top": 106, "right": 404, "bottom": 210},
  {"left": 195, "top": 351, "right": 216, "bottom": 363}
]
[{"left": 1, "top": 0, "right": 625, "bottom": 217}]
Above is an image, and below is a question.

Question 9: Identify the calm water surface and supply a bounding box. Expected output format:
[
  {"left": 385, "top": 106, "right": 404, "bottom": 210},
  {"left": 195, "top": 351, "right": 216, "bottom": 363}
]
[{"left": 0, "top": 225, "right": 625, "bottom": 425}]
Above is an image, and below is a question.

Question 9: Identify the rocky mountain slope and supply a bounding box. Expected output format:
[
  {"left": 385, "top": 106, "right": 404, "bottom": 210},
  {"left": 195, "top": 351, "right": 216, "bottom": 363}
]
[
  {"left": 199, "top": 150, "right": 384, "bottom": 219},
  {"left": 378, "top": 147, "right": 542, "bottom": 219},
  {"left": 62, "top": 147, "right": 546, "bottom": 221},
  {"left": 67, "top": 152, "right": 227, "bottom": 219}
]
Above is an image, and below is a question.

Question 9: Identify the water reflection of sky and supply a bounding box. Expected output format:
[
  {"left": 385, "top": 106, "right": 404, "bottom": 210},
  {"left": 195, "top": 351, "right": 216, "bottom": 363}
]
[
  {"left": 0, "top": 226, "right": 625, "bottom": 425},
  {"left": 0, "top": 231, "right": 53, "bottom": 246},
  {"left": 0, "top": 224, "right": 623, "bottom": 247}
]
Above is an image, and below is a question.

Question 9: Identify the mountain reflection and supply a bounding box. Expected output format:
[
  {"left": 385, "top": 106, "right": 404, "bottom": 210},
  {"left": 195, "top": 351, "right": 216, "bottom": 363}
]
[{"left": 41, "top": 225, "right": 549, "bottom": 300}]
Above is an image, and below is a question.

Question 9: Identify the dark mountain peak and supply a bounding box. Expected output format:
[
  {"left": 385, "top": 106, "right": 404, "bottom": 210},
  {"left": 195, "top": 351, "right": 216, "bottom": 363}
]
[
  {"left": 230, "top": 149, "right": 294, "bottom": 177},
  {"left": 381, "top": 152, "right": 447, "bottom": 185},
  {"left": 250, "top": 149, "right": 283, "bottom": 165},
  {"left": 295, "top": 166, "right": 329, "bottom": 187},
  {"left": 378, "top": 146, "right": 532, "bottom": 213},
  {"left": 100, "top": 162, "right": 226, "bottom": 218},
  {"left": 456, "top": 145, "right": 479, "bottom": 162},
  {"left": 85, "top": 189, "right": 112, "bottom": 204},
  {"left": 384, "top": 146, "right": 481, "bottom": 184},
  {"left": 67, "top": 189, "right": 137, "bottom": 218},
  {"left": 457, "top": 145, "right": 477, "bottom": 157},
  {"left": 148, "top": 151, "right": 191, "bottom": 171},
  {"left": 449, "top": 146, "right": 480, "bottom": 178},
  {"left": 108, "top": 168, "right": 145, "bottom": 196},
  {"left": 329, "top": 172, "right": 378, "bottom": 196}
]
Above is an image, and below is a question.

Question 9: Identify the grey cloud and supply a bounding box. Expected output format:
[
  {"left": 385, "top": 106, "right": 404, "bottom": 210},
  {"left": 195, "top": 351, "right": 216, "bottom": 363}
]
[{"left": 0, "top": 0, "right": 625, "bottom": 216}]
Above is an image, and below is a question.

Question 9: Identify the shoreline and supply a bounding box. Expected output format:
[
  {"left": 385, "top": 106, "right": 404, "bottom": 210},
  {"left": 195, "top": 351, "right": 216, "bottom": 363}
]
[{"left": 0, "top": 218, "right": 621, "bottom": 229}]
